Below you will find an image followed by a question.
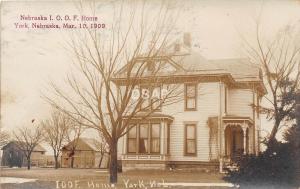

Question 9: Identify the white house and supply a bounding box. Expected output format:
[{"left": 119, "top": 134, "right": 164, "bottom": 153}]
[{"left": 113, "top": 34, "right": 266, "bottom": 172}]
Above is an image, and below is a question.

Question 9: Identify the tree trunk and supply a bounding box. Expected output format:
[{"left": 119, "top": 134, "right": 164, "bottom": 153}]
[
  {"left": 71, "top": 156, "right": 74, "bottom": 168},
  {"left": 109, "top": 141, "right": 118, "bottom": 184},
  {"left": 54, "top": 155, "right": 59, "bottom": 169},
  {"left": 267, "top": 118, "right": 280, "bottom": 151},
  {"left": 98, "top": 153, "right": 104, "bottom": 168},
  {"left": 27, "top": 158, "right": 31, "bottom": 170}
]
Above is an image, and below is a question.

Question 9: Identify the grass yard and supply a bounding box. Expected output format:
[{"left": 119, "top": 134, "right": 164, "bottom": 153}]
[
  {"left": 0, "top": 168, "right": 229, "bottom": 189},
  {"left": 0, "top": 168, "right": 297, "bottom": 189}
]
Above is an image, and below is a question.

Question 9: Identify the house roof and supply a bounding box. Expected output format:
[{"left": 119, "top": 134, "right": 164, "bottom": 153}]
[
  {"left": 62, "top": 138, "right": 101, "bottom": 152},
  {"left": 164, "top": 52, "right": 261, "bottom": 82},
  {"left": 1, "top": 141, "right": 46, "bottom": 152},
  {"left": 114, "top": 51, "right": 262, "bottom": 82},
  {"left": 112, "top": 41, "right": 267, "bottom": 95}
]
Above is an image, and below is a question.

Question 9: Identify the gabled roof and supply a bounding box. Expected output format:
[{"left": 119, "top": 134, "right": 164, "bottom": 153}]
[
  {"left": 1, "top": 141, "right": 46, "bottom": 152},
  {"left": 114, "top": 51, "right": 261, "bottom": 82},
  {"left": 112, "top": 42, "right": 266, "bottom": 95},
  {"left": 62, "top": 137, "right": 101, "bottom": 152}
]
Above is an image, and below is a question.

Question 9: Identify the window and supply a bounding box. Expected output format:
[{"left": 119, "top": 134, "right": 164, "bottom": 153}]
[
  {"left": 127, "top": 123, "right": 161, "bottom": 154},
  {"left": 185, "top": 124, "right": 196, "bottom": 156},
  {"left": 151, "top": 124, "right": 160, "bottom": 153},
  {"left": 127, "top": 125, "right": 137, "bottom": 153},
  {"left": 167, "top": 123, "right": 170, "bottom": 154},
  {"left": 139, "top": 124, "right": 149, "bottom": 153},
  {"left": 185, "top": 83, "right": 197, "bottom": 110}
]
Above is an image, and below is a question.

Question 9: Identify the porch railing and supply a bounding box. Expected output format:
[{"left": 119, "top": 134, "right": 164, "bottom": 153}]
[{"left": 121, "top": 154, "right": 169, "bottom": 161}]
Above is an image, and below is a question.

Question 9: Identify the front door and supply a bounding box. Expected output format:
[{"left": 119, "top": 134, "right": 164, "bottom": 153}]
[
  {"left": 231, "top": 128, "right": 243, "bottom": 160},
  {"left": 225, "top": 126, "right": 244, "bottom": 161}
]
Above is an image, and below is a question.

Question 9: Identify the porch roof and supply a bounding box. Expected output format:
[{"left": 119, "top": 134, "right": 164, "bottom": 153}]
[
  {"left": 123, "top": 112, "right": 174, "bottom": 122},
  {"left": 222, "top": 115, "right": 254, "bottom": 125}
]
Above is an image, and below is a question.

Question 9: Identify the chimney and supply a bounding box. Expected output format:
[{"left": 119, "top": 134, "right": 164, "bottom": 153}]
[{"left": 183, "top": 33, "right": 191, "bottom": 47}]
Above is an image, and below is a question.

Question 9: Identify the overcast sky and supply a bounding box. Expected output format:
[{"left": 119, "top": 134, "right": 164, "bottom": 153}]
[{"left": 1, "top": 0, "right": 300, "bottom": 144}]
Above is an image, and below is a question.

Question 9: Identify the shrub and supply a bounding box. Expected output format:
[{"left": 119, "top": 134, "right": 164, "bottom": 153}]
[{"left": 225, "top": 142, "right": 296, "bottom": 185}]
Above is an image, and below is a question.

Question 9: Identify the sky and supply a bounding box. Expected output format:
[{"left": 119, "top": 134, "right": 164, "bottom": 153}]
[{"left": 1, "top": 0, "right": 300, "bottom": 152}]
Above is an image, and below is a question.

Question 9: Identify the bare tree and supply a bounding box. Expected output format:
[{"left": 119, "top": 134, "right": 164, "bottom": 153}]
[
  {"left": 94, "top": 132, "right": 109, "bottom": 168},
  {"left": 44, "top": 1, "right": 183, "bottom": 183},
  {"left": 0, "top": 125, "right": 10, "bottom": 147},
  {"left": 42, "top": 109, "right": 70, "bottom": 169},
  {"left": 64, "top": 118, "right": 85, "bottom": 168},
  {"left": 244, "top": 23, "right": 300, "bottom": 150},
  {"left": 13, "top": 123, "right": 44, "bottom": 170}
]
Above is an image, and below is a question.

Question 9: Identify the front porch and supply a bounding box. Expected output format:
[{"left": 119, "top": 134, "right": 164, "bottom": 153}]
[{"left": 220, "top": 116, "right": 256, "bottom": 170}]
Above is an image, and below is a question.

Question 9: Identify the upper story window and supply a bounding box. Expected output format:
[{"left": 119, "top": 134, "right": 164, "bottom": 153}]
[
  {"left": 185, "top": 83, "right": 197, "bottom": 111},
  {"left": 184, "top": 123, "right": 197, "bottom": 156}
]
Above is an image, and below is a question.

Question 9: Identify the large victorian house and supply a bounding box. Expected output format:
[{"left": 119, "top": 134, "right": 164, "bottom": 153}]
[{"left": 113, "top": 34, "right": 266, "bottom": 172}]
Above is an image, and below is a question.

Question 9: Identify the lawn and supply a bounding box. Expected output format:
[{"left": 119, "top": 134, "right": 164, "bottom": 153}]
[
  {"left": 0, "top": 168, "right": 232, "bottom": 189},
  {"left": 0, "top": 168, "right": 297, "bottom": 189}
]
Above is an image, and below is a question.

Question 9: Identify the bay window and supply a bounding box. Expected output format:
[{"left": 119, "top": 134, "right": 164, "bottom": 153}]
[
  {"left": 151, "top": 123, "right": 160, "bottom": 153},
  {"left": 127, "top": 125, "right": 137, "bottom": 153},
  {"left": 139, "top": 124, "right": 149, "bottom": 153},
  {"left": 127, "top": 123, "right": 161, "bottom": 154}
]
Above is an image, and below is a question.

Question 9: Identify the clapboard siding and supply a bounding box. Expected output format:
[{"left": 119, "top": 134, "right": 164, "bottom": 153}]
[
  {"left": 228, "top": 89, "right": 253, "bottom": 117},
  {"left": 163, "top": 82, "right": 220, "bottom": 161}
]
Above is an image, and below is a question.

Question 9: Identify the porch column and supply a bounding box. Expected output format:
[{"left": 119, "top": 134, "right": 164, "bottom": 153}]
[
  {"left": 242, "top": 124, "right": 247, "bottom": 155},
  {"left": 123, "top": 133, "right": 127, "bottom": 155},
  {"left": 160, "top": 121, "right": 166, "bottom": 155},
  {"left": 221, "top": 126, "right": 226, "bottom": 156},
  {"left": 219, "top": 123, "right": 226, "bottom": 173}
]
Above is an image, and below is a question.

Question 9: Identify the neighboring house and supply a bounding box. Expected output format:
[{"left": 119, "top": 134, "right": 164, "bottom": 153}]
[
  {"left": 61, "top": 138, "right": 109, "bottom": 169},
  {"left": 112, "top": 33, "right": 266, "bottom": 171},
  {"left": 1, "top": 141, "right": 46, "bottom": 167},
  {"left": 44, "top": 155, "right": 56, "bottom": 167}
]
